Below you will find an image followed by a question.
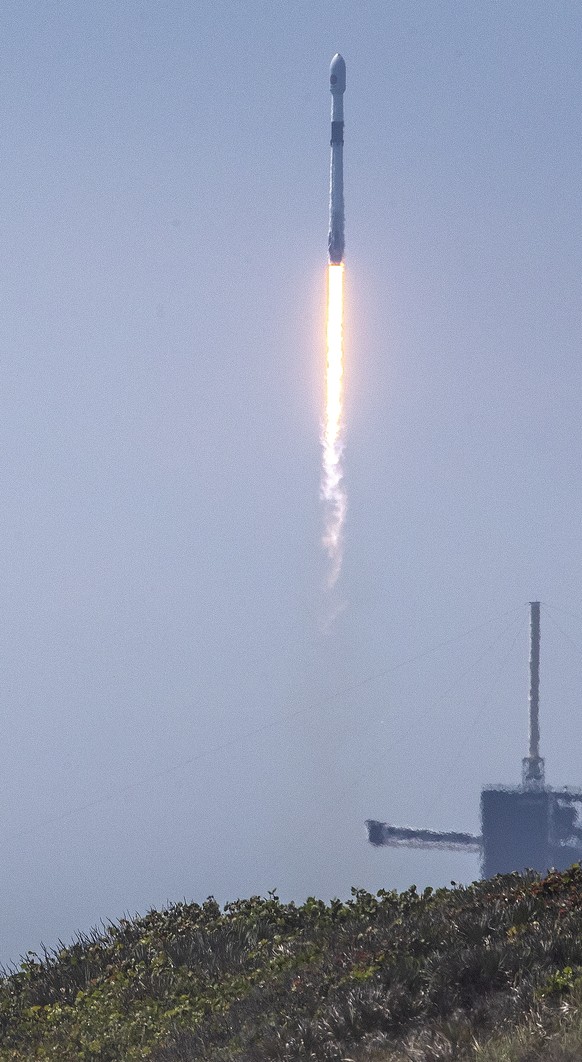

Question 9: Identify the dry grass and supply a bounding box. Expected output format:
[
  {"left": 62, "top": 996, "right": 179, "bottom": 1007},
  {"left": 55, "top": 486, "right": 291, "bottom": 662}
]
[{"left": 3, "top": 869, "right": 582, "bottom": 1058}]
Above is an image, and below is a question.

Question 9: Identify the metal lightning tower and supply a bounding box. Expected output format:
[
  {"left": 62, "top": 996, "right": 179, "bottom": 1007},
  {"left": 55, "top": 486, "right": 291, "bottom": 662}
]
[{"left": 366, "top": 603, "right": 582, "bottom": 876}]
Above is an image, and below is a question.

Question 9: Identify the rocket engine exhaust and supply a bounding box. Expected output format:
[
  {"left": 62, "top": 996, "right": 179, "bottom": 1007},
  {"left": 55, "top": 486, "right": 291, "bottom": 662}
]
[
  {"left": 321, "top": 54, "right": 347, "bottom": 589},
  {"left": 322, "top": 262, "right": 346, "bottom": 587}
]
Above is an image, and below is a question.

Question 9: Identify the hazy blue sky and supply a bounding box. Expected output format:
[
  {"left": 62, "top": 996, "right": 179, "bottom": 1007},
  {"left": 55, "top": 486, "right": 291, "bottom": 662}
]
[{"left": 1, "top": 0, "right": 582, "bottom": 963}]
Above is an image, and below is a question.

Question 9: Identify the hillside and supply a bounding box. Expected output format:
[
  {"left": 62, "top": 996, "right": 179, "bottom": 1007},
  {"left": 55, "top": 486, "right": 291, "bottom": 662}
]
[{"left": 3, "top": 868, "right": 582, "bottom": 1060}]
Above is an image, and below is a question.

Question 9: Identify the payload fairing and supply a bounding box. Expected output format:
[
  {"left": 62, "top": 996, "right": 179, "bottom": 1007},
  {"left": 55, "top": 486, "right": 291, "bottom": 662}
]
[{"left": 328, "top": 53, "right": 346, "bottom": 265}]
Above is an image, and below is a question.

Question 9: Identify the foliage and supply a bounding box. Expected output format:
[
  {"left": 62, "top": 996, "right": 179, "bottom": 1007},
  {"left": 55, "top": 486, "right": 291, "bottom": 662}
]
[{"left": 4, "top": 869, "right": 582, "bottom": 1058}]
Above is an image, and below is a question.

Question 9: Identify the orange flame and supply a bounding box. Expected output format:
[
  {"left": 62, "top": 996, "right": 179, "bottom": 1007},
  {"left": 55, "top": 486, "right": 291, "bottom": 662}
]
[{"left": 321, "top": 263, "right": 346, "bottom": 587}]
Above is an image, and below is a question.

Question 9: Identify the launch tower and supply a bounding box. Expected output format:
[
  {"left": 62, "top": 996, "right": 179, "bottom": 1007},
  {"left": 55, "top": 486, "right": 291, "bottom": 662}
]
[{"left": 366, "top": 603, "right": 582, "bottom": 876}]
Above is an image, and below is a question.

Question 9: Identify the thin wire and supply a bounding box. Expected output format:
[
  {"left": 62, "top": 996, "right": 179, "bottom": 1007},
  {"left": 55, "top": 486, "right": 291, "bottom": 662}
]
[
  {"left": 543, "top": 601, "right": 582, "bottom": 630},
  {"left": 427, "top": 611, "right": 525, "bottom": 708},
  {"left": 337, "top": 618, "right": 525, "bottom": 871},
  {"left": 543, "top": 607, "right": 582, "bottom": 658},
  {"left": 429, "top": 618, "right": 525, "bottom": 812},
  {"left": 304, "top": 611, "right": 526, "bottom": 765},
  {"left": 4, "top": 604, "right": 524, "bottom": 843},
  {"left": 345, "top": 614, "right": 525, "bottom": 818}
]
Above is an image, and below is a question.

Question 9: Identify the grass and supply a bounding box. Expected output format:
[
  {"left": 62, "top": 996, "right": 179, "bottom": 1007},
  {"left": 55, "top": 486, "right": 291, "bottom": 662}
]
[{"left": 3, "top": 867, "right": 582, "bottom": 1058}]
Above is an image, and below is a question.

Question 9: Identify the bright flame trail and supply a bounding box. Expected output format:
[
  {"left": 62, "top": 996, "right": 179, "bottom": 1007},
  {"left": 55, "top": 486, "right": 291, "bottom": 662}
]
[
  {"left": 321, "top": 262, "right": 346, "bottom": 587},
  {"left": 321, "top": 53, "right": 347, "bottom": 590}
]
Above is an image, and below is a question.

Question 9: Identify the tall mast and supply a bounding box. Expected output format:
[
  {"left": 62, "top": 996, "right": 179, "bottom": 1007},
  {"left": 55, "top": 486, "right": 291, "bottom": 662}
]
[{"left": 523, "top": 601, "right": 544, "bottom": 788}]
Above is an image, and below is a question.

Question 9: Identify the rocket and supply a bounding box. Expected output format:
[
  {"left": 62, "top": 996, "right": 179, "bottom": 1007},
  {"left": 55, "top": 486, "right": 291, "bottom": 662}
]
[{"left": 328, "top": 53, "right": 346, "bottom": 265}]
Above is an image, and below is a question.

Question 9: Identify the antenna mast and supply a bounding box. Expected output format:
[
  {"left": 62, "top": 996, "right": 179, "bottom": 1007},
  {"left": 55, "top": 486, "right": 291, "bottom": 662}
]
[
  {"left": 523, "top": 601, "right": 544, "bottom": 789},
  {"left": 367, "top": 597, "right": 582, "bottom": 875}
]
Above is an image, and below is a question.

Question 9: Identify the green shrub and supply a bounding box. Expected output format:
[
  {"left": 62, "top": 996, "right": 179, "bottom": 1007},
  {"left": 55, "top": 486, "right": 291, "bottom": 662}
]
[{"left": 4, "top": 872, "right": 582, "bottom": 1059}]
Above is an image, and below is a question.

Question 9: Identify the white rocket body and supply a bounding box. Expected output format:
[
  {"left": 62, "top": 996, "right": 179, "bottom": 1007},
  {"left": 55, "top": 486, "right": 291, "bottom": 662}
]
[{"left": 328, "top": 53, "right": 346, "bottom": 264}]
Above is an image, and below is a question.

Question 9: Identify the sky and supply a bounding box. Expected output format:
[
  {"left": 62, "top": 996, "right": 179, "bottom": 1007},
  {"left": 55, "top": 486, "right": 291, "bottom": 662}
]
[{"left": 0, "top": 0, "right": 581, "bottom": 964}]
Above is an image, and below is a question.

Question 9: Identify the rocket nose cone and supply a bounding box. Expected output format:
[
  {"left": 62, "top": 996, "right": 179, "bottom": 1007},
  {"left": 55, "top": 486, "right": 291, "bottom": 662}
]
[{"left": 330, "top": 53, "right": 346, "bottom": 93}]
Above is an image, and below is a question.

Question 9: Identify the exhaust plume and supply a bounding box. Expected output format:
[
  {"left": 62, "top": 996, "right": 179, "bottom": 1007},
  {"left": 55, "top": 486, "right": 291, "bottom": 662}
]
[{"left": 321, "top": 262, "right": 346, "bottom": 587}]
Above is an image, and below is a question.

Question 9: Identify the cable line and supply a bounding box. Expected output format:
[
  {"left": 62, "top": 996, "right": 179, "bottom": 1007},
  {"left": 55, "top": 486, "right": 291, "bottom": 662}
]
[{"left": 3, "top": 604, "right": 524, "bottom": 843}]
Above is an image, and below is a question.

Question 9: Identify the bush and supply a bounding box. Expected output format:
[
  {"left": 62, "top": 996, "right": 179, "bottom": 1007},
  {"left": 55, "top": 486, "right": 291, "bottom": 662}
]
[{"left": 4, "top": 871, "right": 582, "bottom": 1058}]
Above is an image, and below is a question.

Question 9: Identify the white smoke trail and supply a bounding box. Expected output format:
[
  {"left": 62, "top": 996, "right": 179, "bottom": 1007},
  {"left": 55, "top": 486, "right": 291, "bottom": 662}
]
[{"left": 321, "top": 263, "right": 346, "bottom": 588}]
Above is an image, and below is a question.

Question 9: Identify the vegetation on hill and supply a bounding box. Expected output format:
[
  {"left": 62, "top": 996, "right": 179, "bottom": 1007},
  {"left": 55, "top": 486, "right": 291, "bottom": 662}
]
[{"left": 4, "top": 867, "right": 582, "bottom": 1059}]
